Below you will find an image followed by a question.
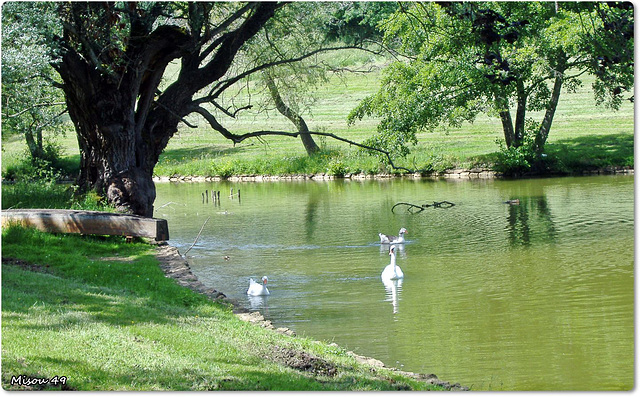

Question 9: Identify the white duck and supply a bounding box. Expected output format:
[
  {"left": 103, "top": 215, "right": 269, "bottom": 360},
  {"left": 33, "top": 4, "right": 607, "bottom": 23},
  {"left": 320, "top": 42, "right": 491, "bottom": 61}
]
[
  {"left": 379, "top": 228, "right": 408, "bottom": 244},
  {"left": 247, "top": 276, "right": 270, "bottom": 296},
  {"left": 381, "top": 245, "right": 404, "bottom": 280}
]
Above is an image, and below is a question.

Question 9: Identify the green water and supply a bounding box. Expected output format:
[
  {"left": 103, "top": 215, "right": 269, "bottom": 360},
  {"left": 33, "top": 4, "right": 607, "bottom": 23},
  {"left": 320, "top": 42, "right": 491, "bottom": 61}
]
[{"left": 154, "top": 175, "right": 634, "bottom": 390}]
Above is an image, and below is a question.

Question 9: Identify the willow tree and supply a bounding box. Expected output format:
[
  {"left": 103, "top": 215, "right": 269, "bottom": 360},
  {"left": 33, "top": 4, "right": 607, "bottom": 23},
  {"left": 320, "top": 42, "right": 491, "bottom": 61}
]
[
  {"left": 46, "top": 1, "right": 389, "bottom": 216},
  {"left": 48, "top": 2, "right": 286, "bottom": 216},
  {"left": 348, "top": 2, "right": 633, "bottom": 157}
]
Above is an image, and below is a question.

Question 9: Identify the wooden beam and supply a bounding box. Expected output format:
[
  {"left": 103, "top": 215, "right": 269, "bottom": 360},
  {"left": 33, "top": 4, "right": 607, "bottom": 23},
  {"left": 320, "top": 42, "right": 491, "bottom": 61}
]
[{"left": 1, "top": 209, "right": 169, "bottom": 241}]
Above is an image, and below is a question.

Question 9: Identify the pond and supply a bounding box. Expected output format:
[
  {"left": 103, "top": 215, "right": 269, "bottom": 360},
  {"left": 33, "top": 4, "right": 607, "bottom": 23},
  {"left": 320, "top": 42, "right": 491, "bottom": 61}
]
[{"left": 154, "top": 175, "right": 634, "bottom": 391}]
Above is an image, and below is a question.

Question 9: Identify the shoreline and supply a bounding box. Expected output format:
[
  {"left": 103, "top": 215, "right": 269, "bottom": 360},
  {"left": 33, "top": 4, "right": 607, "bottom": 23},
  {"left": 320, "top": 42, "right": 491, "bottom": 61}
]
[
  {"left": 153, "top": 165, "right": 633, "bottom": 183},
  {"left": 154, "top": 243, "right": 468, "bottom": 391}
]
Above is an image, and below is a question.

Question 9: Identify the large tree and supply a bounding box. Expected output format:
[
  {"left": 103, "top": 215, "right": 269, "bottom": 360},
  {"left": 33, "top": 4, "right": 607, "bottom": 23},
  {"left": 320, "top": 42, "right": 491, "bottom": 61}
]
[
  {"left": 43, "top": 2, "right": 386, "bottom": 216},
  {"left": 348, "top": 2, "right": 633, "bottom": 158},
  {"left": 50, "top": 2, "right": 288, "bottom": 216}
]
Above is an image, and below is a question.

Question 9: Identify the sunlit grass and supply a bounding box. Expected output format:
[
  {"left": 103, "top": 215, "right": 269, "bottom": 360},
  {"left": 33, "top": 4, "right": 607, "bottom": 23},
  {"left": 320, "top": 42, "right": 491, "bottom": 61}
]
[
  {"left": 2, "top": 226, "right": 443, "bottom": 391},
  {"left": 1, "top": 61, "right": 633, "bottom": 179}
]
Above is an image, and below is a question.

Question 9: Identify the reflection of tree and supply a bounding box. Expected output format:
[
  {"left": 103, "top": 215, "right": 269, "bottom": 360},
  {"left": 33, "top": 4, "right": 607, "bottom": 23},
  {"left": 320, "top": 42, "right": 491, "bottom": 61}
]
[
  {"left": 304, "top": 193, "right": 319, "bottom": 240},
  {"left": 506, "top": 196, "right": 557, "bottom": 247}
]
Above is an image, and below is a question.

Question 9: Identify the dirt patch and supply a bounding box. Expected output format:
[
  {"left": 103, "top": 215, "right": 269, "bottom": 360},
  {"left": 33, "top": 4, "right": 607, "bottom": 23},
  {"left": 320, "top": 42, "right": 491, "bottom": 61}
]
[
  {"left": 2, "top": 257, "right": 52, "bottom": 273},
  {"left": 270, "top": 345, "right": 338, "bottom": 377}
]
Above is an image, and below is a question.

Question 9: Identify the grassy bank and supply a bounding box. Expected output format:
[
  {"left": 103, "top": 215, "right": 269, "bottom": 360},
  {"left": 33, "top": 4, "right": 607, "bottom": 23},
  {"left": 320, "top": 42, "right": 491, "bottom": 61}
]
[
  {"left": 1, "top": 67, "right": 633, "bottom": 183},
  {"left": 1, "top": 225, "right": 450, "bottom": 391}
]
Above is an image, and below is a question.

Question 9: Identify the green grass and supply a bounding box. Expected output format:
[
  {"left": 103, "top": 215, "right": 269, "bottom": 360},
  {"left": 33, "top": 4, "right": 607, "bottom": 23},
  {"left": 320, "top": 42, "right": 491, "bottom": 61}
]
[
  {"left": 1, "top": 180, "right": 112, "bottom": 211},
  {"left": 150, "top": 69, "right": 635, "bottom": 177},
  {"left": 2, "top": 226, "right": 445, "bottom": 391},
  {"left": 1, "top": 61, "right": 633, "bottom": 179}
]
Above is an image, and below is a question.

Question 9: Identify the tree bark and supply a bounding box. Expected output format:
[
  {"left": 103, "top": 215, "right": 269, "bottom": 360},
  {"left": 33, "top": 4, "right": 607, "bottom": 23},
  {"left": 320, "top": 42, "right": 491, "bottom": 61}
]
[
  {"left": 495, "top": 95, "right": 516, "bottom": 148},
  {"left": 24, "top": 128, "right": 45, "bottom": 161},
  {"left": 53, "top": 2, "right": 280, "bottom": 216},
  {"left": 265, "top": 74, "right": 320, "bottom": 155},
  {"left": 534, "top": 69, "right": 564, "bottom": 153},
  {"left": 514, "top": 80, "right": 527, "bottom": 148}
]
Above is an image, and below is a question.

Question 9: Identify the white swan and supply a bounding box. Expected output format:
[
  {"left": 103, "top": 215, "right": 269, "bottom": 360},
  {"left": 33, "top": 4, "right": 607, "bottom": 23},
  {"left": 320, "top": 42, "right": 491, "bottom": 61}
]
[
  {"left": 381, "top": 245, "right": 404, "bottom": 280},
  {"left": 247, "top": 276, "right": 270, "bottom": 296},
  {"left": 379, "top": 228, "right": 408, "bottom": 244}
]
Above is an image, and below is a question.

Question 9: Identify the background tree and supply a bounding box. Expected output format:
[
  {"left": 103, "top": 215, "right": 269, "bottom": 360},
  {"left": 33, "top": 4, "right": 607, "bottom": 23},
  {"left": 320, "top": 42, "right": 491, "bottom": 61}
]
[
  {"left": 348, "top": 2, "right": 633, "bottom": 162},
  {"left": 214, "top": 2, "right": 396, "bottom": 156},
  {"left": 1, "top": 2, "right": 66, "bottom": 165}
]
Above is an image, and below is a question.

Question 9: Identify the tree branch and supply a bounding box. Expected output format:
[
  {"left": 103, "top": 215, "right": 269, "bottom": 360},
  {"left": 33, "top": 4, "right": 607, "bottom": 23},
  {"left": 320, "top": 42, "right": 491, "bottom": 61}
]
[
  {"left": 192, "top": 105, "right": 415, "bottom": 173},
  {"left": 5, "top": 102, "right": 67, "bottom": 118},
  {"left": 204, "top": 44, "right": 373, "bottom": 101},
  {"left": 198, "top": 3, "right": 256, "bottom": 62}
]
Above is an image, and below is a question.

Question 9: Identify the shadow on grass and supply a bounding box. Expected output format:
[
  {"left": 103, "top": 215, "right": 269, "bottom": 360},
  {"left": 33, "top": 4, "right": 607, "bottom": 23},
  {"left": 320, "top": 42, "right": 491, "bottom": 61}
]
[
  {"left": 2, "top": 265, "right": 181, "bottom": 329},
  {"left": 1, "top": 227, "right": 214, "bottom": 330},
  {"left": 159, "top": 144, "right": 256, "bottom": 163},
  {"left": 475, "top": 133, "right": 633, "bottom": 173},
  {"left": 545, "top": 133, "right": 634, "bottom": 169}
]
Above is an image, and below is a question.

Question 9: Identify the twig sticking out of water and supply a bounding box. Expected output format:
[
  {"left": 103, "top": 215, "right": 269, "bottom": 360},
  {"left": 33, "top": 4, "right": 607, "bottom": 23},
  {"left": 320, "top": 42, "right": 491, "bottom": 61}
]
[{"left": 183, "top": 216, "right": 211, "bottom": 256}]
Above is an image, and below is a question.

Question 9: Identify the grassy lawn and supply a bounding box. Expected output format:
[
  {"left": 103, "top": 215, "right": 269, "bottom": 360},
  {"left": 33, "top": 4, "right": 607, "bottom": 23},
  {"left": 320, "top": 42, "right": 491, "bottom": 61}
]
[
  {"left": 1, "top": 65, "right": 633, "bottom": 181},
  {"left": 1, "top": 225, "right": 447, "bottom": 391}
]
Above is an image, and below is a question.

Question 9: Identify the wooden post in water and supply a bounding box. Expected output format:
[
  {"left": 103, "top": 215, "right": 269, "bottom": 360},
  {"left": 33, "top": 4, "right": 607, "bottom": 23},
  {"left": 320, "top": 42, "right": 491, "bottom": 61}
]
[
  {"left": 202, "top": 192, "right": 205, "bottom": 203},
  {"left": 205, "top": 189, "right": 209, "bottom": 203}
]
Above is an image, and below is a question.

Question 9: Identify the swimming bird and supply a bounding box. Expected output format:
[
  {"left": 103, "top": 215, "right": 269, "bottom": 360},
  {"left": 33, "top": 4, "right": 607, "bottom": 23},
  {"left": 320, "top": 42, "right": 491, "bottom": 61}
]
[
  {"left": 379, "top": 228, "right": 408, "bottom": 244},
  {"left": 381, "top": 245, "right": 404, "bottom": 280},
  {"left": 247, "top": 276, "right": 270, "bottom": 296}
]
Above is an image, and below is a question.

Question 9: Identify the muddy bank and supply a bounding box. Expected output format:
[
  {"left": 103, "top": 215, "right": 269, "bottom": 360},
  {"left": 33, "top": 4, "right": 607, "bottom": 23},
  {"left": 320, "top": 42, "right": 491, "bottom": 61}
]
[{"left": 154, "top": 243, "right": 469, "bottom": 391}]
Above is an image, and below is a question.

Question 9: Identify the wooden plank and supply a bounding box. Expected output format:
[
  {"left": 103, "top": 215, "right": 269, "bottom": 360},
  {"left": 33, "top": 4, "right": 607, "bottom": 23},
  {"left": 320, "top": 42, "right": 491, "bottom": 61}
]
[{"left": 1, "top": 209, "right": 169, "bottom": 241}]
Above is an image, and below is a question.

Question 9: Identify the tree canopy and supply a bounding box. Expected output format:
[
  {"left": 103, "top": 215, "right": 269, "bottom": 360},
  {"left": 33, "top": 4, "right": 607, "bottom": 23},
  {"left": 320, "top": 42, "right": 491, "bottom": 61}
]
[
  {"left": 42, "top": 2, "right": 371, "bottom": 216},
  {"left": 348, "top": 2, "right": 633, "bottom": 160}
]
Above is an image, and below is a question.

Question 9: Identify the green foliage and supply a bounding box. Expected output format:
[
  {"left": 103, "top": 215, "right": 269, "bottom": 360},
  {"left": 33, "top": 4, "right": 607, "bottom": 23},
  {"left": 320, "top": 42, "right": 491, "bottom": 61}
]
[
  {"left": 494, "top": 119, "right": 543, "bottom": 176},
  {"left": 1, "top": 2, "right": 66, "bottom": 162},
  {"left": 494, "top": 141, "right": 535, "bottom": 176},
  {"left": 580, "top": 3, "right": 634, "bottom": 109},
  {"left": 349, "top": 2, "right": 634, "bottom": 158},
  {"left": 324, "top": 2, "right": 398, "bottom": 44},
  {"left": 1, "top": 180, "right": 113, "bottom": 212}
]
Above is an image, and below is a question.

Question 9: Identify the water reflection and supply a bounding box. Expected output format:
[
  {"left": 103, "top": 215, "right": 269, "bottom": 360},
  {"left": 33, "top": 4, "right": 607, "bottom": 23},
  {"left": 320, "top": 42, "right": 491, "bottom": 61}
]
[
  {"left": 247, "top": 295, "right": 269, "bottom": 313},
  {"left": 382, "top": 278, "right": 403, "bottom": 314},
  {"left": 304, "top": 193, "right": 319, "bottom": 240},
  {"left": 505, "top": 196, "right": 557, "bottom": 247},
  {"left": 156, "top": 175, "right": 634, "bottom": 390},
  {"left": 379, "top": 243, "right": 406, "bottom": 256}
]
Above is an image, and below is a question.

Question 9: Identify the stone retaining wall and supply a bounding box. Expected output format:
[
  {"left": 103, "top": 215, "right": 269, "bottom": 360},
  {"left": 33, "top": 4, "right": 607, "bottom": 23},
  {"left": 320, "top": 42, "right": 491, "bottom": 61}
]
[{"left": 154, "top": 165, "right": 633, "bottom": 183}]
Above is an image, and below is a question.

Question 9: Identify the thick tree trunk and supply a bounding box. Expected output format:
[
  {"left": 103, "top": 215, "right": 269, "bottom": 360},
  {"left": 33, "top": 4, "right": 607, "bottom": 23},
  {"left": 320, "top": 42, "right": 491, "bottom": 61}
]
[{"left": 66, "top": 85, "right": 157, "bottom": 216}]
